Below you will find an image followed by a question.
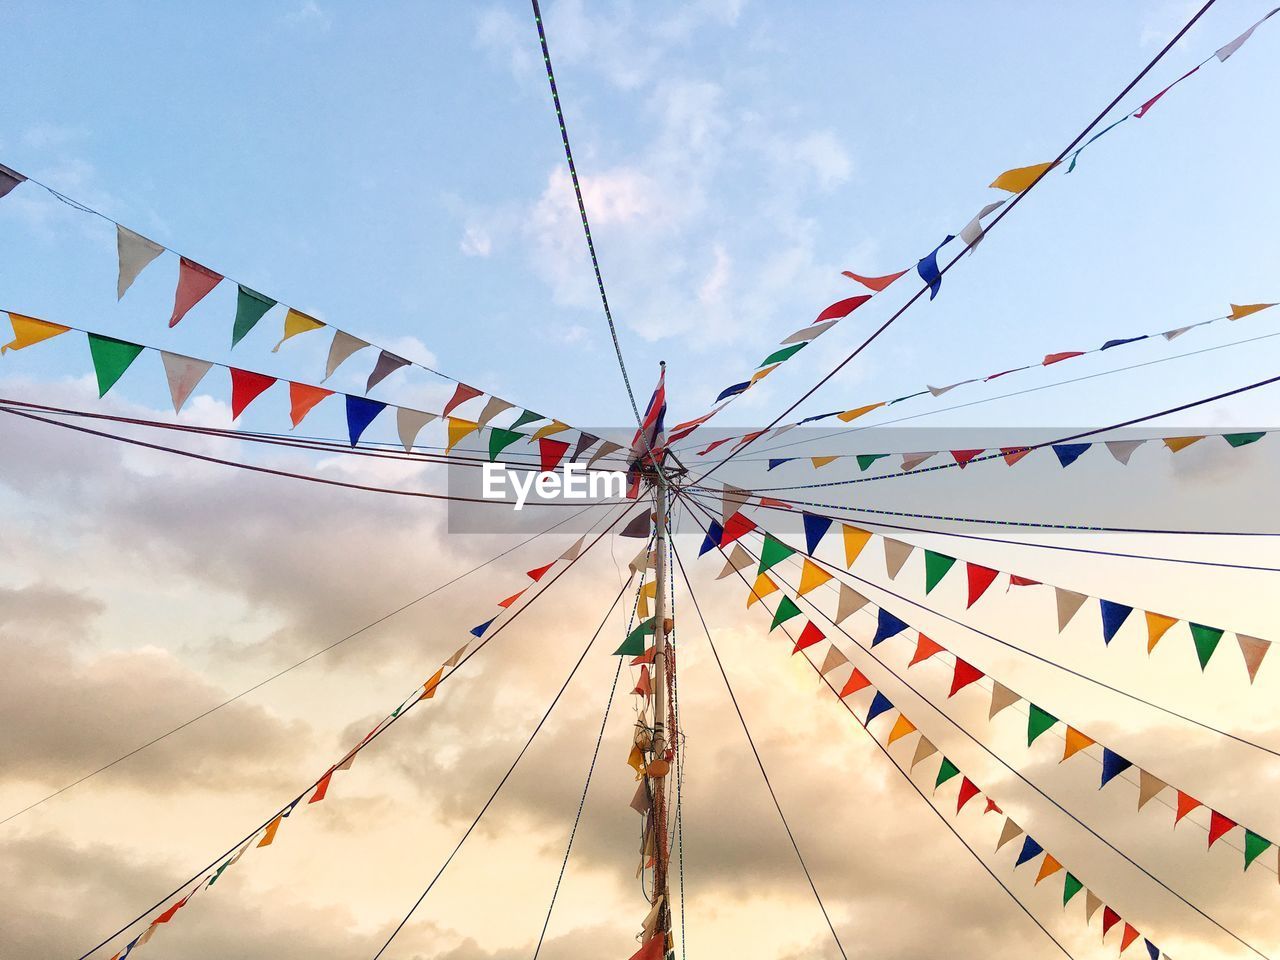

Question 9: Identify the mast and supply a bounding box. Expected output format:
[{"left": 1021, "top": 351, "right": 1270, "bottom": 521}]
[{"left": 648, "top": 361, "right": 673, "bottom": 956}]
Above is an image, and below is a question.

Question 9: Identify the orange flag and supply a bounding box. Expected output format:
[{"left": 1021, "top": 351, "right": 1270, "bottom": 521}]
[
  {"left": 798, "top": 558, "right": 833, "bottom": 596},
  {"left": 887, "top": 714, "right": 916, "bottom": 744},
  {"left": 1061, "top": 727, "right": 1095, "bottom": 761},
  {"left": 1144, "top": 612, "right": 1178, "bottom": 652},
  {"left": 1035, "top": 853, "right": 1063, "bottom": 885},
  {"left": 2, "top": 313, "right": 70, "bottom": 353},
  {"left": 841, "top": 268, "right": 907, "bottom": 292},
  {"left": 842, "top": 525, "right": 872, "bottom": 567},
  {"left": 288, "top": 382, "right": 333, "bottom": 427},
  {"left": 839, "top": 669, "right": 871, "bottom": 699}
]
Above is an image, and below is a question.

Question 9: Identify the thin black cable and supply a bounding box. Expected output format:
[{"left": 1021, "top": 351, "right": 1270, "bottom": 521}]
[
  {"left": 671, "top": 538, "right": 1076, "bottom": 960},
  {"left": 74, "top": 505, "right": 638, "bottom": 960},
  {"left": 670, "top": 544, "right": 850, "bottom": 960},
  {"left": 689, "top": 0, "right": 1218, "bottom": 486},
  {"left": 679, "top": 497, "right": 1271, "bottom": 960},
  {"left": 1, "top": 501, "right": 609, "bottom": 828},
  {"left": 371, "top": 574, "right": 636, "bottom": 959}
]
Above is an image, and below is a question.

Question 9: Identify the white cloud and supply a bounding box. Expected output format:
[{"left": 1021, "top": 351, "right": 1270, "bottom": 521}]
[{"left": 460, "top": 224, "right": 493, "bottom": 258}]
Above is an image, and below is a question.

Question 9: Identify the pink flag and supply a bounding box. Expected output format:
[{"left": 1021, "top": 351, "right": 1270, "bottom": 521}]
[{"left": 169, "top": 258, "right": 223, "bottom": 327}]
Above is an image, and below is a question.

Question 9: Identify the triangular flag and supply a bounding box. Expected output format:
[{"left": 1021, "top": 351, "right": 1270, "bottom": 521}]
[
  {"left": 839, "top": 668, "right": 871, "bottom": 699},
  {"left": 802, "top": 512, "right": 833, "bottom": 554},
  {"left": 911, "top": 736, "right": 937, "bottom": 770},
  {"left": 1163, "top": 435, "right": 1204, "bottom": 453},
  {"left": 1027, "top": 704, "right": 1058, "bottom": 745},
  {"left": 910, "top": 633, "right": 945, "bottom": 667},
  {"left": 996, "top": 818, "right": 1023, "bottom": 851},
  {"left": 229, "top": 368, "right": 276, "bottom": 420},
  {"left": 842, "top": 525, "right": 872, "bottom": 567},
  {"left": 989, "top": 682, "right": 1020, "bottom": 719},
  {"left": 420, "top": 668, "right": 443, "bottom": 700},
  {"left": 1137, "top": 770, "right": 1167, "bottom": 810},
  {"left": 1145, "top": 612, "right": 1178, "bottom": 652},
  {"left": 797, "top": 559, "right": 832, "bottom": 596},
  {"left": 1055, "top": 588, "right": 1088, "bottom": 632},
  {"left": 871, "top": 608, "right": 909, "bottom": 646},
  {"left": 1237, "top": 635, "right": 1270, "bottom": 683},
  {"left": 470, "top": 618, "right": 496, "bottom": 638},
  {"left": 758, "top": 534, "right": 797, "bottom": 574},
  {"left": 966, "top": 563, "right": 999, "bottom": 607},
  {"left": 883, "top": 538, "right": 914, "bottom": 578},
  {"left": 558, "top": 535, "right": 585, "bottom": 562},
  {"left": 698, "top": 522, "right": 723, "bottom": 557},
  {"left": 366, "top": 350, "right": 411, "bottom": 392},
  {"left": 2, "top": 313, "right": 70, "bottom": 354},
  {"left": 532, "top": 420, "right": 571, "bottom": 442},
  {"left": 1061, "top": 726, "right": 1095, "bottom": 761},
  {"left": 887, "top": 714, "right": 916, "bottom": 744},
  {"left": 866, "top": 691, "right": 894, "bottom": 724},
  {"left": 1106, "top": 439, "right": 1145, "bottom": 465},
  {"left": 917, "top": 234, "right": 954, "bottom": 300},
  {"left": 489, "top": 427, "right": 523, "bottom": 461},
  {"left": 721, "top": 484, "right": 751, "bottom": 523},
  {"left": 1190, "top": 623, "right": 1224, "bottom": 670},
  {"left": 923, "top": 550, "right": 956, "bottom": 593},
  {"left": 818, "top": 646, "right": 848, "bottom": 677},
  {"left": 86, "top": 334, "right": 144, "bottom": 397},
  {"left": 934, "top": 757, "right": 959, "bottom": 788},
  {"left": 1063, "top": 873, "right": 1083, "bottom": 906},
  {"left": 510, "top": 409, "right": 544, "bottom": 431},
  {"left": 161, "top": 352, "right": 214, "bottom": 413},
  {"left": 0, "top": 163, "right": 23, "bottom": 199},
  {"left": 716, "top": 544, "right": 753, "bottom": 580},
  {"left": 1053, "top": 443, "right": 1091, "bottom": 467},
  {"left": 1244, "top": 830, "right": 1273, "bottom": 870},
  {"left": 1035, "top": 853, "right": 1063, "bottom": 885},
  {"left": 811, "top": 455, "right": 838, "bottom": 468},
  {"left": 288, "top": 382, "right": 333, "bottom": 427},
  {"left": 571, "top": 431, "right": 599, "bottom": 460},
  {"left": 746, "top": 573, "right": 779, "bottom": 608},
  {"left": 346, "top": 395, "right": 386, "bottom": 446},
  {"left": 720, "top": 513, "right": 757, "bottom": 547},
  {"left": 169, "top": 258, "right": 223, "bottom": 327},
  {"left": 948, "top": 659, "right": 983, "bottom": 698},
  {"left": 231, "top": 286, "right": 277, "bottom": 347},
  {"left": 813, "top": 294, "right": 872, "bottom": 323},
  {"left": 1121, "top": 924, "right": 1140, "bottom": 954},
  {"left": 900, "top": 451, "right": 936, "bottom": 471},
  {"left": 835, "top": 584, "right": 869, "bottom": 625},
  {"left": 1015, "top": 836, "right": 1044, "bottom": 867},
  {"left": 841, "top": 267, "right": 907, "bottom": 291},
  {"left": 792, "top": 621, "right": 825, "bottom": 654},
  {"left": 770, "top": 596, "right": 802, "bottom": 631},
  {"left": 855, "top": 452, "right": 889, "bottom": 471},
  {"left": 1001, "top": 446, "right": 1032, "bottom": 465},
  {"left": 539, "top": 437, "right": 570, "bottom": 472},
  {"left": 477, "top": 396, "right": 515, "bottom": 426},
  {"left": 446, "top": 417, "right": 480, "bottom": 452},
  {"left": 957, "top": 776, "right": 981, "bottom": 813},
  {"left": 325, "top": 330, "right": 371, "bottom": 379},
  {"left": 1207, "top": 810, "right": 1237, "bottom": 848},
  {"left": 1100, "top": 748, "right": 1132, "bottom": 788},
  {"left": 1085, "top": 891, "right": 1103, "bottom": 924},
  {"left": 396, "top": 408, "right": 436, "bottom": 452},
  {"left": 527, "top": 562, "right": 556, "bottom": 582},
  {"left": 1143, "top": 941, "right": 1159, "bottom": 960},
  {"left": 1174, "top": 791, "right": 1202, "bottom": 824},
  {"left": 272, "top": 308, "right": 325, "bottom": 351},
  {"left": 116, "top": 225, "right": 165, "bottom": 299},
  {"left": 1224, "top": 431, "right": 1265, "bottom": 448},
  {"left": 442, "top": 383, "right": 483, "bottom": 418},
  {"left": 443, "top": 643, "right": 468, "bottom": 668},
  {"left": 990, "top": 161, "right": 1054, "bottom": 193},
  {"left": 1228, "top": 301, "right": 1276, "bottom": 318},
  {"left": 497, "top": 589, "right": 525, "bottom": 609},
  {"left": 1100, "top": 600, "right": 1133, "bottom": 644}
]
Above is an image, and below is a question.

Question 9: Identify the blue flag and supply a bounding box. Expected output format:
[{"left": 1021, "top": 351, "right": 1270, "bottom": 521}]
[
  {"left": 346, "top": 395, "right": 387, "bottom": 446},
  {"left": 1100, "top": 748, "right": 1132, "bottom": 788},
  {"left": 1099, "top": 600, "right": 1133, "bottom": 644},
  {"left": 917, "top": 234, "right": 955, "bottom": 299},
  {"left": 802, "top": 512, "right": 833, "bottom": 555},
  {"left": 872, "top": 608, "right": 909, "bottom": 646}
]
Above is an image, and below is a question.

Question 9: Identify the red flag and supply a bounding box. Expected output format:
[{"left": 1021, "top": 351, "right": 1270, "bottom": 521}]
[
  {"left": 152, "top": 895, "right": 189, "bottom": 925},
  {"left": 539, "top": 438, "right": 570, "bottom": 472},
  {"left": 956, "top": 776, "right": 981, "bottom": 813},
  {"left": 309, "top": 767, "right": 336, "bottom": 803},
  {"left": 230, "top": 368, "right": 276, "bottom": 420},
  {"left": 1042, "top": 351, "right": 1084, "bottom": 365},
  {"left": 842, "top": 268, "right": 907, "bottom": 292},
  {"left": 983, "top": 798, "right": 1002, "bottom": 815},
  {"left": 720, "top": 514, "right": 757, "bottom": 546},
  {"left": 169, "top": 257, "right": 223, "bottom": 327},
  {"left": 949, "top": 659, "right": 984, "bottom": 698},
  {"left": 909, "top": 633, "right": 945, "bottom": 666},
  {"left": 1134, "top": 66, "right": 1200, "bottom": 118},
  {"left": 1207, "top": 810, "right": 1237, "bottom": 848},
  {"left": 628, "top": 938, "right": 665, "bottom": 960},
  {"left": 950, "top": 448, "right": 984, "bottom": 468},
  {"left": 442, "top": 383, "right": 482, "bottom": 417},
  {"left": 1008, "top": 574, "right": 1040, "bottom": 587},
  {"left": 498, "top": 589, "right": 525, "bottom": 608},
  {"left": 1101, "top": 907, "right": 1121, "bottom": 938},
  {"left": 839, "top": 668, "right": 871, "bottom": 698},
  {"left": 758, "top": 497, "right": 793, "bottom": 509},
  {"left": 632, "top": 665, "right": 652, "bottom": 697},
  {"left": 288, "top": 382, "right": 333, "bottom": 427},
  {"left": 814, "top": 294, "right": 871, "bottom": 324},
  {"left": 792, "top": 621, "right": 825, "bottom": 654},
  {"left": 1120, "top": 924, "right": 1140, "bottom": 953},
  {"left": 527, "top": 562, "right": 554, "bottom": 581},
  {"left": 966, "top": 563, "right": 999, "bottom": 607}
]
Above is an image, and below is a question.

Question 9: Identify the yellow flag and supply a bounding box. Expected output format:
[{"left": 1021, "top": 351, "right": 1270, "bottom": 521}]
[
  {"left": 419, "top": 668, "right": 443, "bottom": 700},
  {"left": 836, "top": 402, "right": 883, "bottom": 423},
  {"left": 1228, "top": 302, "right": 1275, "bottom": 320},
  {"left": 531, "top": 419, "right": 570, "bottom": 441},
  {"left": 446, "top": 417, "right": 480, "bottom": 452},
  {"left": 641, "top": 581, "right": 657, "bottom": 598},
  {"left": 887, "top": 713, "right": 917, "bottom": 745},
  {"left": 990, "top": 161, "right": 1054, "bottom": 193},
  {"left": 750, "top": 364, "right": 778, "bottom": 384},
  {"left": 811, "top": 456, "right": 838, "bottom": 468},
  {"left": 637, "top": 590, "right": 650, "bottom": 619},
  {"left": 2, "top": 313, "right": 70, "bottom": 354},
  {"left": 1163, "top": 435, "right": 1204, "bottom": 452},
  {"left": 797, "top": 559, "right": 833, "bottom": 596},
  {"left": 1061, "top": 726, "right": 1095, "bottom": 762},
  {"left": 842, "top": 525, "right": 872, "bottom": 567},
  {"left": 746, "top": 573, "right": 778, "bottom": 608},
  {"left": 1145, "top": 611, "right": 1178, "bottom": 652},
  {"left": 272, "top": 308, "right": 325, "bottom": 352}
]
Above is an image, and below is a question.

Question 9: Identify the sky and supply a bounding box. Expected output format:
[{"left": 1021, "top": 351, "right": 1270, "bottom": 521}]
[{"left": 1, "top": 2, "right": 1279, "bottom": 959}]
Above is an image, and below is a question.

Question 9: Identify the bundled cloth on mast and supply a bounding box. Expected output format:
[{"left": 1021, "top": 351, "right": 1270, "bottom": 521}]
[{"left": 626, "top": 366, "right": 668, "bottom": 498}]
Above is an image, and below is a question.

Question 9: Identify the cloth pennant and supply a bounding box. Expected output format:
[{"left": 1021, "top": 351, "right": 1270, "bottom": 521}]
[
  {"left": 818, "top": 645, "right": 848, "bottom": 677},
  {"left": 990, "top": 161, "right": 1055, "bottom": 193},
  {"left": 934, "top": 756, "right": 959, "bottom": 788},
  {"left": 116, "top": 225, "right": 166, "bottom": 299},
  {"left": 539, "top": 437, "right": 570, "bottom": 472},
  {"left": 1100, "top": 749, "right": 1132, "bottom": 788},
  {"left": 1164, "top": 435, "right": 1204, "bottom": 452},
  {"left": 909, "top": 633, "right": 945, "bottom": 667},
  {"left": 883, "top": 538, "right": 914, "bottom": 578},
  {"left": 1236, "top": 635, "right": 1270, "bottom": 683},
  {"left": 396, "top": 408, "right": 436, "bottom": 452},
  {"left": 446, "top": 417, "right": 480, "bottom": 453},
  {"left": 498, "top": 589, "right": 525, "bottom": 609},
  {"left": 1043, "top": 351, "right": 1084, "bottom": 365},
  {"left": 759, "top": 344, "right": 804, "bottom": 367},
  {"left": 835, "top": 583, "right": 869, "bottom": 625},
  {"left": 951, "top": 448, "right": 984, "bottom": 468},
  {"left": 988, "top": 681, "right": 1020, "bottom": 719},
  {"left": 887, "top": 713, "right": 916, "bottom": 744},
  {"left": 900, "top": 451, "right": 935, "bottom": 471},
  {"left": 1121, "top": 924, "right": 1140, "bottom": 954},
  {"left": 1224, "top": 431, "right": 1265, "bottom": 448},
  {"left": 1217, "top": 9, "right": 1280, "bottom": 60},
  {"left": 956, "top": 776, "right": 981, "bottom": 813},
  {"left": 923, "top": 550, "right": 956, "bottom": 593},
  {"left": 996, "top": 817, "right": 1023, "bottom": 851},
  {"left": 782, "top": 319, "right": 837, "bottom": 344},
  {"left": 0, "top": 163, "right": 24, "bottom": 200},
  {"left": 871, "top": 608, "right": 909, "bottom": 646},
  {"left": 1008, "top": 574, "right": 1040, "bottom": 588},
  {"left": 911, "top": 736, "right": 937, "bottom": 770},
  {"left": 791, "top": 560, "right": 828, "bottom": 597},
  {"left": 1015, "top": 836, "right": 1044, "bottom": 867},
  {"left": 1134, "top": 65, "right": 1200, "bottom": 119},
  {"left": 1190, "top": 623, "right": 1224, "bottom": 670},
  {"left": 839, "top": 668, "right": 871, "bottom": 699},
  {"left": 325, "top": 330, "right": 371, "bottom": 379},
  {"left": 1144, "top": 940, "right": 1159, "bottom": 960},
  {"left": 1061, "top": 726, "right": 1095, "bottom": 762},
  {"left": 160, "top": 352, "right": 214, "bottom": 413},
  {"left": 792, "top": 621, "right": 825, "bottom": 654},
  {"left": 1063, "top": 873, "right": 1083, "bottom": 906},
  {"left": 916, "top": 235, "right": 954, "bottom": 299},
  {"left": 814, "top": 295, "right": 872, "bottom": 324},
  {"left": 811, "top": 455, "right": 838, "bottom": 468},
  {"left": 746, "top": 573, "right": 779, "bottom": 608},
  {"left": 1144, "top": 612, "right": 1178, "bottom": 652},
  {"left": 716, "top": 543, "right": 753, "bottom": 580},
  {"left": 571, "top": 431, "right": 599, "bottom": 460},
  {"left": 288, "top": 382, "right": 333, "bottom": 427},
  {"left": 1174, "top": 791, "right": 1202, "bottom": 824},
  {"left": 1244, "top": 830, "right": 1273, "bottom": 870},
  {"left": 1055, "top": 588, "right": 1088, "bottom": 632},
  {"left": 948, "top": 659, "right": 983, "bottom": 698},
  {"left": 441, "top": 383, "right": 483, "bottom": 418},
  {"left": 231, "top": 286, "right": 277, "bottom": 347},
  {"left": 3, "top": 313, "right": 70, "bottom": 353},
  {"left": 841, "top": 267, "right": 907, "bottom": 291},
  {"left": 720, "top": 513, "right": 757, "bottom": 547},
  {"left": 802, "top": 512, "right": 833, "bottom": 554},
  {"left": 758, "top": 534, "right": 797, "bottom": 574},
  {"left": 1207, "top": 810, "right": 1237, "bottom": 848},
  {"left": 366, "top": 350, "right": 411, "bottom": 392},
  {"left": 476, "top": 396, "right": 515, "bottom": 426},
  {"left": 470, "top": 617, "right": 496, "bottom": 638},
  {"left": 770, "top": 596, "right": 802, "bottom": 631},
  {"left": 839, "top": 402, "right": 886, "bottom": 423},
  {"left": 510, "top": 409, "right": 544, "bottom": 431},
  {"left": 272, "top": 308, "right": 325, "bottom": 351},
  {"left": 1000, "top": 446, "right": 1032, "bottom": 465},
  {"left": 488, "top": 427, "right": 523, "bottom": 461},
  {"left": 1052, "top": 443, "right": 1091, "bottom": 467},
  {"left": 1229, "top": 300, "right": 1277, "bottom": 319},
  {"left": 1099, "top": 600, "right": 1133, "bottom": 644},
  {"left": 966, "top": 563, "right": 999, "bottom": 607},
  {"left": 346, "top": 395, "right": 386, "bottom": 446},
  {"left": 86, "top": 334, "right": 144, "bottom": 397},
  {"left": 842, "top": 525, "right": 872, "bottom": 566},
  {"left": 721, "top": 484, "right": 752, "bottom": 523},
  {"left": 229, "top": 368, "right": 276, "bottom": 420},
  {"left": 1137, "top": 770, "right": 1167, "bottom": 810},
  {"left": 169, "top": 258, "right": 223, "bottom": 328},
  {"left": 532, "top": 420, "right": 571, "bottom": 442},
  {"left": 959, "top": 199, "right": 1006, "bottom": 252},
  {"left": 1085, "top": 891, "right": 1103, "bottom": 924},
  {"left": 1105, "top": 439, "right": 1145, "bottom": 465},
  {"left": 1035, "top": 853, "right": 1063, "bottom": 885},
  {"left": 1027, "top": 704, "right": 1058, "bottom": 746},
  {"left": 698, "top": 521, "right": 724, "bottom": 557},
  {"left": 1101, "top": 906, "right": 1122, "bottom": 938},
  {"left": 587, "top": 440, "right": 623, "bottom": 467}
]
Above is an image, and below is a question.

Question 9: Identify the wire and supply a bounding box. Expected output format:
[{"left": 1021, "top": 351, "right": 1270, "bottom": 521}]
[
  {"left": 689, "top": 0, "right": 1219, "bottom": 485},
  {"left": 370, "top": 573, "right": 636, "bottom": 959}
]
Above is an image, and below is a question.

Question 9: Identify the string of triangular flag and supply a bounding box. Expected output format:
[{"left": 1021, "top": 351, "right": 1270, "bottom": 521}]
[{"left": 0, "top": 310, "right": 627, "bottom": 471}]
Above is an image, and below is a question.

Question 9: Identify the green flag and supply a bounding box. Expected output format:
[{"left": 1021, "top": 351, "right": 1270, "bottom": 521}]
[
  {"left": 758, "top": 534, "right": 797, "bottom": 575},
  {"left": 759, "top": 343, "right": 805, "bottom": 367},
  {"left": 511, "top": 409, "right": 544, "bottom": 430},
  {"left": 87, "top": 333, "right": 145, "bottom": 397},
  {"left": 1062, "top": 873, "right": 1083, "bottom": 906},
  {"left": 1190, "top": 623, "right": 1224, "bottom": 670},
  {"left": 935, "top": 757, "right": 959, "bottom": 788},
  {"left": 770, "top": 596, "right": 802, "bottom": 631},
  {"left": 231, "top": 285, "right": 277, "bottom": 347},
  {"left": 1027, "top": 704, "right": 1058, "bottom": 746},
  {"left": 1244, "top": 830, "right": 1272, "bottom": 870},
  {"left": 1224, "top": 432, "right": 1264, "bottom": 448},
  {"left": 924, "top": 550, "right": 956, "bottom": 594},
  {"left": 856, "top": 453, "right": 888, "bottom": 472},
  {"left": 615, "top": 617, "right": 655, "bottom": 656},
  {"left": 489, "top": 428, "right": 523, "bottom": 461}
]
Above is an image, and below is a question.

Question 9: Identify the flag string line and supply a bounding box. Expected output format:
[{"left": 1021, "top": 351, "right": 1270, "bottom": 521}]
[
  {"left": 668, "top": 500, "right": 689, "bottom": 960},
  {"left": 686, "top": 0, "right": 1219, "bottom": 487},
  {"left": 370, "top": 570, "right": 639, "bottom": 960},
  {"left": 670, "top": 542, "right": 851, "bottom": 960},
  {"left": 679, "top": 489, "right": 1280, "bottom": 573},
  {"left": 678, "top": 494, "right": 1271, "bottom": 960},
  {"left": 691, "top": 497, "right": 1280, "bottom": 760},
  {"left": 709, "top": 516, "right": 1277, "bottom": 870},
  {"left": 0, "top": 499, "right": 615, "bottom": 829},
  {"left": 671, "top": 538, "right": 1079, "bottom": 960},
  {"left": 72, "top": 503, "right": 640, "bottom": 960}
]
